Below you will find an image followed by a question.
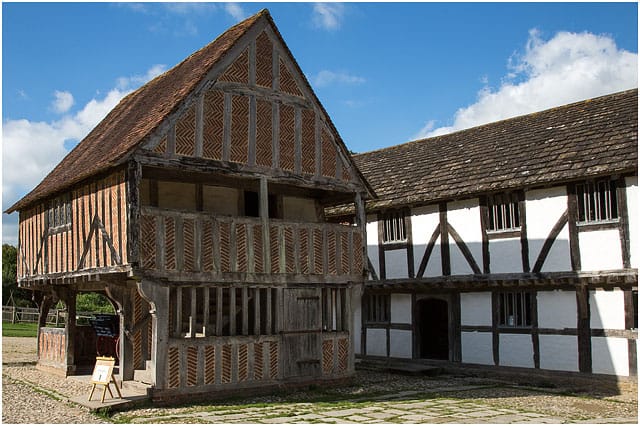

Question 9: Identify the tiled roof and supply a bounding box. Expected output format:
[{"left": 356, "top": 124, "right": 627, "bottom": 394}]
[
  {"left": 7, "top": 10, "right": 266, "bottom": 213},
  {"left": 354, "top": 89, "right": 638, "bottom": 212}
]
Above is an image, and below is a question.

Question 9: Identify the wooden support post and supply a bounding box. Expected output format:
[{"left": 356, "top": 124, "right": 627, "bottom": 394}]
[
  {"left": 203, "top": 288, "right": 210, "bottom": 337},
  {"left": 576, "top": 285, "right": 592, "bottom": 373},
  {"left": 62, "top": 287, "right": 77, "bottom": 375},
  {"left": 254, "top": 288, "right": 261, "bottom": 335},
  {"left": 439, "top": 202, "right": 451, "bottom": 276},
  {"left": 229, "top": 287, "right": 236, "bottom": 336},
  {"left": 567, "top": 185, "right": 581, "bottom": 271},
  {"left": 138, "top": 281, "right": 169, "bottom": 388},
  {"left": 242, "top": 287, "right": 249, "bottom": 336},
  {"left": 216, "top": 287, "right": 223, "bottom": 336},
  {"left": 190, "top": 287, "right": 197, "bottom": 338},
  {"left": 336, "top": 288, "right": 343, "bottom": 332},
  {"left": 175, "top": 287, "right": 183, "bottom": 336},
  {"left": 265, "top": 288, "right": 275, "bottom": 334},
  {"left": 491, "top": 291, "right": 500, "bottom": 366}
]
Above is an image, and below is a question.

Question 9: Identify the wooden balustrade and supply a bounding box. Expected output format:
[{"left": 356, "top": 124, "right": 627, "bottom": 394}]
[{"left": 139, "top": 207, "right": 363, "bottom": 283}]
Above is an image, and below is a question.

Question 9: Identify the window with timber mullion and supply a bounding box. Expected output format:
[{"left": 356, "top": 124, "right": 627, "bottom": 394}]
[
  {"left": 499, "top": 291, "right": 532, "bottom": 328},
  {"left": 363, "top": 293, "right": 390, "bottom": 324},
  {"left": 381, "top": 210, "right": 407, "bottom": 244},
  {"left": 576, "top": 179, "right": 618, "bottom": 224},
  {"left": 48, "top": 194, "right": 71, "bottom": 232},
  {"left": 170, "top": 285, "right": 278, "bottom": 338},
  {"left": 487, "top": 192, "right": 520, "bottom": 232}
]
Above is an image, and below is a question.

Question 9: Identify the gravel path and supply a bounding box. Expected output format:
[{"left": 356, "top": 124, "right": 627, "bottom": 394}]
[
  {"left": 3, "top": 336, "right": 637, "bottom": 424},
  {"left": 2, "top": 336, "right": 105, "bottom": 424}
]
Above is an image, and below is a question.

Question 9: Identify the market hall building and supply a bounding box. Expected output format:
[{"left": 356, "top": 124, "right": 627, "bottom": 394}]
[
  {"left": 7, "top": 10, "right": 372, "bottom": 401},
  {"left": 6, "top": 9, "right": 638, "bottom": 402}
]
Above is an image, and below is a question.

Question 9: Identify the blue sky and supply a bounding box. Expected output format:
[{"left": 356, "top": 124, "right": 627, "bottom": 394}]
[{"left": 2, "top": 2, "right": 638, "bottom": 244}]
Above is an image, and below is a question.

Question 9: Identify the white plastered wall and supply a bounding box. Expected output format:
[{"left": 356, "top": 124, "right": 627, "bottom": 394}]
[
  {"left": 282, "top": 196, "right": 317, "bottom": 222},
  {"left": 203, "top": 185, "right": 239, "bottom": 215},
  {"left": 591, "top": 337, "right": 629, "bottom": 376},
  {"left": 579, "top": 230, "right": 622, "bottom": 271},
  {"left": 539, "top": 335, "right": 579, "bottom": 372},
  {"left": 366, "top": 217, "right": 379, "bottom": 279},
  {"left": 446, "top": 199, "right": 482, "bottom": 275},
  {"left": 460, "top": 292, "right": 492, "bottom": 326},
  {"left": 411, "top": 205, "right": 442, "bottom": 277},
  {"left": 391, "top": 294, "right": 412, "bottom": 324},
  {"left": 489, "top": 237, "right": 522, "bottom": 273},
  {"left": 366, "top": 328, "right": 387, "bottom": 357},
  {"left": 526, "top": 186, "right": 571, "bottom": 272},
  {"left": 537, "top": 290, "right": 576, "bottom": 329},
  {"left": 499, "top": 334, "right": 534, "bottom": 368},
  {"left": 461, "top": 332, "right": 493, "bottom": 365},
  {"left": 390, "top": 330, "right": 412, "bottom": 358},
  {"left": 626, "top": 176, "right": 638, "bottom": 268},
  {"left": 590, "top": 290, "right": 626, "bottom": 330},
  {"left": 385, "top": 250, "right": 408, "bottom": 279}
]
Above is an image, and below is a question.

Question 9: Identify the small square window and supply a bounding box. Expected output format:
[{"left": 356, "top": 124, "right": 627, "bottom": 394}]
[
  {"left": 576, "top": 179, "right": 618, "bottom": 223},
  {"left": 364, "top": 294, "right": 390, "bottom": 323},
  {"left": 48, "top": 195, "right": 71, "bottom": 230},
  {"left": 499, "top": 291, "right": 532, "bottom": 328},
  {"left": 382, "top": 210, "right": 406, "bottom": 243},
  {"left": 488, "top": 193, "right": 520, "bottom": 232}
]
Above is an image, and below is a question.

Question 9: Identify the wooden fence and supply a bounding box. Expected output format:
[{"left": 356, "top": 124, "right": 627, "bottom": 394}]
[{"left": 2, "top": 306, "right": 96, "bottom": 326}]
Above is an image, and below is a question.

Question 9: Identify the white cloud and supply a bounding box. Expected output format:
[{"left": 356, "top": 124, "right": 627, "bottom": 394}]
[
  {"left": 312, "top": 3, "right": 345, "bottom": 31},
  {"left": 416, "top": 30, "right": 638, "bottom": 139},
  {"left": 224, "top": 3, "right": 246, "bottom": 22},
  {"left": 116, "top": 64, "right": 166, "bottom": 90},
  {"left": 3, "top": 65, "right": 165, "bottom": 245},
  {"left": 313, "top": 70, "right": 365, "bottom": 87},
  {"left": 51, "top": 90, "right": 74, "bottom": 114},
  {"left": 163, "top": 3, "right": 217, "bottom": 15}
]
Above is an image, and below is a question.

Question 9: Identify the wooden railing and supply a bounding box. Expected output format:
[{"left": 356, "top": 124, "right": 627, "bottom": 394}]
[
  {"left": 2, "top": 305, "right": 97, "bottom": 326},
  {"left": 139, "top": 207, "right": 364, "bottom": 283}
]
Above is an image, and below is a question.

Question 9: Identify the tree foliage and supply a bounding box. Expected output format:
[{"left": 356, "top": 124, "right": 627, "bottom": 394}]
[
  {"left": 2, "top": 244, "right": 33, "bottom": 307},
  {"left": 76, "top": 293, "right": 115, "bottom": 314}
]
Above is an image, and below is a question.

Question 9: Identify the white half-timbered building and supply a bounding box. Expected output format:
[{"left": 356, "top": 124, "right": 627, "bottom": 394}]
[{"left": 334, "top": 89, "right": 638, "bottom": 378}]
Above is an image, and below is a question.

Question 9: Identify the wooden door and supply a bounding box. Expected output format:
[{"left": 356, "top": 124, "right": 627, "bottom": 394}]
[{"left": 281, "top": 287, "right": 322, "bottom": 378}]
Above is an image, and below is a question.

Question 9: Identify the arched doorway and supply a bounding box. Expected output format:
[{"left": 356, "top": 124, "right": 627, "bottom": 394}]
[{"left": 417, "top": 298, "right": 449, "bottom": 360}]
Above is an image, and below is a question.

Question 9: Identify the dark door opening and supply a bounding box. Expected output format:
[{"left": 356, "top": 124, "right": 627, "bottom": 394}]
[{"left": 417, "top": 298, "right": 449, "bottom": 360}]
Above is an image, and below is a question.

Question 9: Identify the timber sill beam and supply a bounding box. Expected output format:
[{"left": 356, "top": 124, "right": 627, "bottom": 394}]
[
  {"left": 18, "top": 268, "right": 131, "bottom": 289},
  {"left": 134, "top": 153, "right": 363, "bottom": 195},
  {"left": 365, "top": 269, "right": 638, "bottom": 291}
]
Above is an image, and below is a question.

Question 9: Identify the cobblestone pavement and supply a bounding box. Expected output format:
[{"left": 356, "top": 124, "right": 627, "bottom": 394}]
[{"left": 3, "top": 337, "right": 638, "bottom": 424}]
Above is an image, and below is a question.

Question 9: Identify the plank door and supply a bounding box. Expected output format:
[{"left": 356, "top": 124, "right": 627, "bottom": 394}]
[{"left": 281, "top": 287, "right": 322, "bottom": 378}]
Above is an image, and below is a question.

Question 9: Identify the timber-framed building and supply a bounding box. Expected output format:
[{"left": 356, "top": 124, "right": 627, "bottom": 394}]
[
  {"left": 7, "top": 10, "right": 373, "bottom": 399},
  {"left": 7, "top": 8, "right": 638, "bottom": 402},
  {"left": 334, "top": 89, "right": 638, "bottom": 378}
]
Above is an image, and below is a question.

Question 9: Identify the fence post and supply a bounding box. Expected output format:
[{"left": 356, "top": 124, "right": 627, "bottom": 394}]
[
  {"left": 55, "top": 310, "right": 60, "bottom": 327},
  {"left": 12, "top": 306, "right": 17, "bottom": 324}
]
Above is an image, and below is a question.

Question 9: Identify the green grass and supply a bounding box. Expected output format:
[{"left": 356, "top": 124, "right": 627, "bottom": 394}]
[{"left": 2, "top": 322, "right": 38, "bottom": 337}]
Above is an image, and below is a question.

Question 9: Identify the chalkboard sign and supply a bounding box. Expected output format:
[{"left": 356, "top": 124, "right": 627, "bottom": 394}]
[{"left": 88, "top": 356, "right": 122, "bottom": 402}]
